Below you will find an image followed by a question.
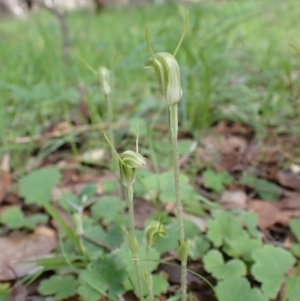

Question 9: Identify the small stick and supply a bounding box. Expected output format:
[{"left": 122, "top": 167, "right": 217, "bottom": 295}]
[
  {"left": 82, "top": 234, "right": 112, "bottom": 251},
  {"left": 9, "top": 123, "right": 125, "bottom": 145}
]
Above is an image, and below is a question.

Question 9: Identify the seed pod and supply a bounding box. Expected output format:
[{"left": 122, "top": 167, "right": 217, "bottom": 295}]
[
  {"left": 99, "top": 67, "right": 111, "bottom": 96},
  {"left": 144, "top": 221, "right": 168, "bottom": 249},
  {"left": 145, "top": 52, "right": 182, "bottom": 106},
  {"left": 119, "top": 150, "right": 146, "bottom": 187}
]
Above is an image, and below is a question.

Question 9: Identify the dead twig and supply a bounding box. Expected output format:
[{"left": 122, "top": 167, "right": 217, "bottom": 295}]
[
  {"left": 82, "top": 234, "right": 112, "bottom": 251},
  {"left": 32, "top": 0, "right": 71, "bottom": 65},
  {"left": 10, "top": 123, "right": 105, "bottom": 145}
]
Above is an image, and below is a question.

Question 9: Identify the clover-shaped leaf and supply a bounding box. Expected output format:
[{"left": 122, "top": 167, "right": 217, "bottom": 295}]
[
  {"left": 290, "top": 218, "right": 300, "bottom": 242},
  {"left": 79, "top": 183, "right": 97, "bottom": 203},
  {"left": 121, "top": 245, "right": 160, "bottom": 296},
  {"left": 151, "top": 274, "right": 169, "bottom": 296},
  {"left": 78, "top": 267, "right": 107, "bottom": 301},
  {"left": 1, "top": 207, "right": 48, "bottom": 230},
  {"left": 206, "top": 210, "right": 243, "bottom": 247},
  {"left": 25, "top": 213, "right": 49, "bottom": 228},
  {"left": 153, "top": 222, "right": 179, "bottom": 255},
  {"left": 240, "top": 174, "right": 280, "bottom": 201},
  {"left": 223, "top": 230, "right": 262, "bottom": 261},
  {"left": 19, "top": 167, "right": 61, "bottom": 204},
  {"left": 38, "top": 275, "right": 78, "bottom": 300},
  {"left": 102, "top": 179, "right": 119, "bottom": 193},
  {"left": 203, "top": 169, "right": 233, "bottom": 193},
  {"left": 203, "top": 249, "right": 246, "bottom": 280},
  {"left": 189, "top": 235, "right": 211, "bottom": 260},
  {"left": 58, "top": 193, "right": 80, "bottom": 213},
  {"left": 78, "top": 253, "right": 126, "bottom": 301},
  {"left": 291, "top": 244, "right": 300, "bottom": 257},
  {"left": 286, "top": 277, "right": 300, "bottom": 301},
  {"left": 1, "top": 207, "right": 24, "bottom": 229},
  {"left": 143, "top": 171, "right": 197, "bottom": 204},
  {"left": 83, "top": 225, "right": 107, "bottom": 259},
  {"left": 238, "top": 210, "right": 259, "bottom": 238},
  {"left": 251, "top": 245, "right": 296, "bottom": 299},
  {"left": 102, "top": 221, "right": 124, "bottom": 249},
  {"left": 215, "top": 277, "right": 268, "bottom": 301},
  {"left": 91, "top": 196, "right": 125, "bottom": 225}
]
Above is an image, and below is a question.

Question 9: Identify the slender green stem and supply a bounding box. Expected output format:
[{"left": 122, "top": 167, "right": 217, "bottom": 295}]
[
  {"left": 168, "top": 105, "right": 184, "bottom": 243},
  {"left": 181, "top": 260, "right": 188, "bottom": 301},
  {"left": 105, "top": 94, "right": 114, "bottom": 148},
  {"left": 105, "top": 93, "right": 116, "bottom": 170},
  {"left": 125, "top": 185, "right": 144, "bottom": 301},
  {"left": 168, "top": 104, "right": 187, "bottom": 301},
  {"left": 146, "top": 247, "right": 154, "bottom": 301},
  {"left": 173, "top": 10, "right": 189, "bottom": 58},
  {"left": 126, "top": 186, "right": 135, "bottom": 235}
]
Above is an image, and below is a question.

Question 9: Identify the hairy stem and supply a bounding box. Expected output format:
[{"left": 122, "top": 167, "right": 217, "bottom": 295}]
[
  {"left": 125, "top": 185, "right": 144, "bottom": 301},
  {"left": 104, "top": 93, "right": 118, "bottom": 173},
  {"left": 146, "top": 247, "right": 154, "bottom": 301},
  {"left": 168, "top": 104, "right": 187, "bottom": 301},
  {"left": 168, "top": 105, "right": 185, "bottom": 243}
]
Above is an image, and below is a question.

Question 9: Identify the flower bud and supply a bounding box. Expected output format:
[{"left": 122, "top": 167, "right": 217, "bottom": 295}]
[
  {"left": 177, "top": 239, "right": 190, "bottom": 263},
  {"left": 72, "top": 213, "right": 84, "bottom": 236},
  {"left": 119, "top": 150, "right": 146, "bottom": 187},
  {"left": 143, "top": 221, "right": 168, "bottom": 249},
  {"left": 120, "top": 150, "right": 146, "bottom": 169},
  {"left": 145, "top": 52, "right": 182, "bottom": 106},
  {"left": 99, "top": 67, "right": 111, "bottom": 96}
]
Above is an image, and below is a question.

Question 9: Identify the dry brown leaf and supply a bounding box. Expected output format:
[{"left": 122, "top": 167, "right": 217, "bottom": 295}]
[
  {"left": 0, "top": 227, "right": 57, "bottom": 281},
  {"left": 276, "top": 171, "right": 300, "bottom": 191},
  {"left": 213, "top": 121, "right": 252, "bottom": 136},
  {"left": 191, "top": 292, "right": 218, "bottom": 301},
  {"left": 198, "top": 134, "right": 224, "bottom": 165},
  {"left": 158, "top": 264, "right": 200, "bottom": 285},
  {"left": 1, "top": 154, "right": 10, "bottom": 172},
  {"left": 0, "top": 205, "right": 18, "bottom": 215},
  {"left": 276, "top": 195, "right": 300, "bottom": 210},
  {"left": 0, "top": 171, "right": 11, "bottom": 203},
  {"left": 182, "top": 212, "right": 206, "bottom": 232},
  {"left": 80, "top": 149, "right": 105, "bottom": 162},
  {"left": 219, "top": 190, "right": 247, "bottom": 209},
  {"left": 198, "top": 134, "right": 248, "bottom": 170},
  {"left": 134, "top": 199, "right": 156, "bottom": 228},
  {"left": 248, "top": 200, "right": 300, "bottom": 229},
  {"left": 7, "top": 285, "right": 28, "bottom": 301}
]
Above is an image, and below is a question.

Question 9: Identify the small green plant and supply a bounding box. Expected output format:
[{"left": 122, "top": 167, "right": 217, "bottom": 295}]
[
  {"left": 38, "top": 275, "right": 79, "bottom": 300},
  {"left": 203, "top": 169, "right": 234, "bottom": 194},
  {"left": 290, "top": 218, "right": 300, "bottom": 257},
  {"left": 202, "top": 209, "right": 300, "bottom": 301},
  {"left": 240, "top": 173, "right": 281, "bottom": 201},
  {"left": 8, "top": 5, "right": 300, "bottom": 301},
  {"left": 0, "top": 283, "right": 10, "bottom": 301},
  {"left": 143, "top": 220, "right": 168, "bottom": 301},
  {"left": 0, "top": 207, "right": 48, "bottom": 230},
  {"left": 145, "top": 11, "right": 190, "bottom": 301},
  {"left": 104, "top": 131, "right": 147, "bottom": 300},
  {"left": 99, "top": 66, "right": 117, "bottom": 170}
]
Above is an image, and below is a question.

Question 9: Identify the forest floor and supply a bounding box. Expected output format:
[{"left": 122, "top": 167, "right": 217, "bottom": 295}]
[{"left": 1, "top": 1, "right": 300, "bottom": 300}]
